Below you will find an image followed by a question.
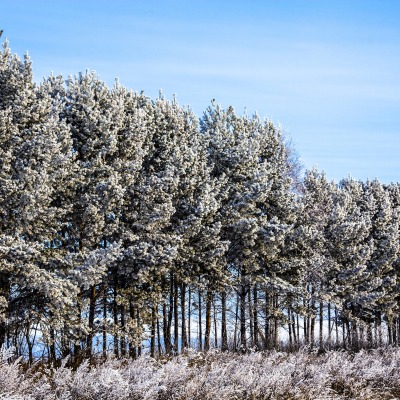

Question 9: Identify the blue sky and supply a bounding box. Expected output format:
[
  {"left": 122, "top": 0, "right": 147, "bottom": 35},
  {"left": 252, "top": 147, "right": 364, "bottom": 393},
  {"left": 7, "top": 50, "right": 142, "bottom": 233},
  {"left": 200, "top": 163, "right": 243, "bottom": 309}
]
[{"left": 3, "top": 0, "right": 400, "bottom": 183}]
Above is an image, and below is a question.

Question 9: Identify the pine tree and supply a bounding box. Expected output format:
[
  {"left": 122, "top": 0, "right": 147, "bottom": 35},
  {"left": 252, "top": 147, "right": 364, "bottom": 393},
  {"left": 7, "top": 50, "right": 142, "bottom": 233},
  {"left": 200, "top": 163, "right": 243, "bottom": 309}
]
[
  {"left": 0, "top": 42, "right": 78, "bottom": 355},
  {"left": 201, "top": 104, "right": 296, "bottom": 350}
]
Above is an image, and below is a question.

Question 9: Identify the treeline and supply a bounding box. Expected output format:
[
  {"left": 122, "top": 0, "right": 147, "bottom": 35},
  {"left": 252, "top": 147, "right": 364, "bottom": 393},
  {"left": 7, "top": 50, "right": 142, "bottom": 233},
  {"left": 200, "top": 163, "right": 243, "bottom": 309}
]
[{"left": 1, "top": 41, "right": 400, "bottom": 365}]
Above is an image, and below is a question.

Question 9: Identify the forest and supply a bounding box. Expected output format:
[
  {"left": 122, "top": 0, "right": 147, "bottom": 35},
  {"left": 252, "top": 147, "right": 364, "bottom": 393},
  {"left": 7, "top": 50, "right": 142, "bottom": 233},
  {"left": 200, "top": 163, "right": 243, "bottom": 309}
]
[{"left": 1, "top": 39, "right": 400, "bottom": 372}]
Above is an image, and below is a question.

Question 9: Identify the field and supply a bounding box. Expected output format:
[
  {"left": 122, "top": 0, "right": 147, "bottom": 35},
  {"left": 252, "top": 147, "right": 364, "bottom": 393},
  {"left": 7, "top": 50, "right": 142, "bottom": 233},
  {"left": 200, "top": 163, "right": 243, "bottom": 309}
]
[{"left": 1, "top": 347, "right": 400, "bottom": 399}]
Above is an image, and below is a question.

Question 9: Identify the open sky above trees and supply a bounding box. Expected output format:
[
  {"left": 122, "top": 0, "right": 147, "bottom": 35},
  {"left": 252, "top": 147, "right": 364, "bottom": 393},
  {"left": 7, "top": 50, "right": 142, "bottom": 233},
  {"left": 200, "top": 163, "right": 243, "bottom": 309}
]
[{"left": 3, "top": 0, "right": 400, "bottom": 183}]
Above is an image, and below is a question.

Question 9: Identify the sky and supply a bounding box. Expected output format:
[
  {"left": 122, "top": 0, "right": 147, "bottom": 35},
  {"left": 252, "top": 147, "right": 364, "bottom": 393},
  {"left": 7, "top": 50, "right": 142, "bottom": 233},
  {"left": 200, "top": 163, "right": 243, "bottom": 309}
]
[{"left": 2, "top": 0, "right": 400, "bottom": 183}]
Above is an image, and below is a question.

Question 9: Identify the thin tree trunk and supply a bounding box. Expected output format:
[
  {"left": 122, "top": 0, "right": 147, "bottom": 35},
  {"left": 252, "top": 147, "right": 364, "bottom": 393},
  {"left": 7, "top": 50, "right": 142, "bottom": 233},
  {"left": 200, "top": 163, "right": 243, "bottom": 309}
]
[
  {"left": 335, "top": 306, "right": 339, "bottom": 346},
  {"left": 204, "top": 291, "right": 212, "bottom": 351},
  {"left": 234, "top": 291, "right": 239, "bottom": 350},
  {"left": 273, "top": 293, "right": 279, "bottom": 348},
  {"left": 198, "top": 289, "right": 203, "bottom": 351},
  {"left": 162, "top": 302, "right": 171, "bottom": 354},
  {"left": 388, "top": 319, "right": 393, "bottom": 346},
  {"left": 253, "top": 285, "right": 258, "bottom": 349},
  {"left": 393, "top": 317, "right": 397, "bottom": 346},
  {"left": 74, "top": 295, "right": 82, "bottom": 362},
  {"left": 102, "top": 285, "right": 107, "bottom": 359},
  {"left": 168, "top": 275, "right": 174, "bottom": 352},
  {"left": 319, "top": 300, "right": 323, "bottom": 350},
  {"left": 310, "top": 287, "right": 315, "bottom": 347},
  {"left": 342, "top": 315, "right": 347, "bottom": 349},
  {"left": 87, "top": 285, "right": 96, "bottom": 358},
  {"left": 129, "top": 300, "right": 136, "bottom": 358},
  {"left": 26, "top": 319, "right": 33, "bottom": 366},
  {"left": 248, "top": 288, "right": 254, "bottom": 348},
  {"left": 327, "top": 302, "right": 331, "bottom": 348},
  {"left": 157, "top": 312, "right": 162, "bottom": 355},
  {"left": 50, "top": 327, "right": 56, "bottom": 365},
  {"left": 265, "top": 290, "right": 270, "bottom": 349},
  {"left": 213, "top": 297, "right": 218, "bottom": 348},
  {"left": 240, "top": 284, "right": 247, "bottom": 352},
  {"left": 136, "top": 307, "right": 142, "bottom": 357},
  {"left": 173, "top": 276, "right": 179, "bottom": 353},
  {"left": 367, "top": 322, "right": 373, "bottom": 348},
  {"left": 359, "top": 322, "right": 365, "bottom": 348},
  {"left": 377, "top": 312, "right": 382, "bottom": 346},
  {"left": 181, "top": 283, "right": 188, "bottom": 350},
  {"left": 120, "top": 303, "right": 126, "bottom": 356},
  {"left": 150, "top": 305, "right": 156, "bottom": 358},
  {"left": 291, "top": 308, "right": 297, "bottom": 349},
  {"left": 288, "top": 308, "right": 293, "bottom": 350},
  {"left": 221, "top": 291, "right": 228, "bottom": 351},
  {"left": 113, "top": 274, "right": 119, "bottom": 358},
  {"left": 188, "top": 286, "right": 191, "bottom": 348},
  {"left": 304, "top": 290, "right": 308, "bottom": 345}
]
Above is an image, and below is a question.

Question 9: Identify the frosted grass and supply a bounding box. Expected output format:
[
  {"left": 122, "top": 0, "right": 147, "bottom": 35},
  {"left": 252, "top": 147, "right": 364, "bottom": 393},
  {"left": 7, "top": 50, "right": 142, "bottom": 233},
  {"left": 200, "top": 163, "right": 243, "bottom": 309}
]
[{"left": 1, "top": 347, "right": 400, "bottom": 399}]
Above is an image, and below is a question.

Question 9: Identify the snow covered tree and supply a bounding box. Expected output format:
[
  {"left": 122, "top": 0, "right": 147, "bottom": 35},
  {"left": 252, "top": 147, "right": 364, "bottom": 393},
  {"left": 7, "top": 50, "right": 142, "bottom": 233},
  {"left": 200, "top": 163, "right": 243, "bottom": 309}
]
[
  {"left": 201, "top": 104, "right": 297, "bottom": 350},
  {"left": 0, "top": 42, "right": 78, "bottom": 358}
]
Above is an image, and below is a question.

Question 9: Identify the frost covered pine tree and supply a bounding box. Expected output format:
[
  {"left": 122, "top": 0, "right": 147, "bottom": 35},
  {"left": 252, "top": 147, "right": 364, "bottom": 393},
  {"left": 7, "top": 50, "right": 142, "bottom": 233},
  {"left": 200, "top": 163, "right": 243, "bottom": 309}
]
[
  {"left": 298, "top": 168, "right": 338, "bottom": 347},
  {"left": 201, "top": 104, "right": 296, "bottom": 351},
  {"left": 0, "top": 41, "right": 79, "bottom": 363},
  {"left": 360, "top": 179, "right": 399, "bottom": 346},
  {"left": 323, "top": 178, "right": 373, "bottom": 349},
  {"left": 61, "top": 71, "right": 149, "bottom": 359}
]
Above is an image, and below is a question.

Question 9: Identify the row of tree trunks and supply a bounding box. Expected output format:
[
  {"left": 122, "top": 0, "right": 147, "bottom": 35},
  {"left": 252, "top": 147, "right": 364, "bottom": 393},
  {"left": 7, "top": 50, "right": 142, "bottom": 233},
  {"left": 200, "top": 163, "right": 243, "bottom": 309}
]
[{"left": 33, "top": 279, "right": 399, "bottom": 364}]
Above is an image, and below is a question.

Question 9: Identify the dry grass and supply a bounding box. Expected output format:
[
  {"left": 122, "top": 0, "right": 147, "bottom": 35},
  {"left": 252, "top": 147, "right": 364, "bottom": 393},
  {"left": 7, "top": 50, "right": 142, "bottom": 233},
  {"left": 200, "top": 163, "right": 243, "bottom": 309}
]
[{"left": 1, "top": 347, "right": 400, "bottom": 399}]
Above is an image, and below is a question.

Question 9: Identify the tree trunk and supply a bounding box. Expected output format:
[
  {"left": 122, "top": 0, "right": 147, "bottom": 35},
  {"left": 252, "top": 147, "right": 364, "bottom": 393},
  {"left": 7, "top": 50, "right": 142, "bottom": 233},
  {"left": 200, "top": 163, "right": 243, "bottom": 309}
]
[
  {"left": 310, "top": 287, "right": 315, "bottom": 347},
  {"left": 150, "top": 305, "right": 156, "bottom": 358},
  {"left": 288, "top": 308, "right": 293, "bottom": 350},
  {"left": 377, "top": 312, "right": 382, "bottom": 346},
  {"left": 162, "top": 301, "right": 172, "bottom": 354},
  {"left": 319, "top": 300, "right": 323, "bottom": 350},
  {"left": 157, "top": 311, "right": 162, "bottom": 355},
  {"left": 50, "top": 327, "right": 56, "bottom": 365},
  {"left": 265, "top": 290, "right": 270, "bottom": 349},
  {"left": 103, "top": 285, "right": 107, "bottom": 359},
  {"left": 168, "top": 275, "right": 174, "bottom": 352},
  {"left": 86, "top": 285, "right": 96, "bottom": 358},
  {"left": 240, "top": 284, "right": 247, "bottom": 352},
  {"left": 335, "top": 306, "right": 339, "bottom": 346},
  {"left": 113, "top": 275, "right": 119, "bottom": 358},
  {"left": 129, "top": 300, "right": 136, "bottom": 358},
  {"left": 221, "top": 291, "right": 228, "bottom": 351},
  {"left": 188, "top": 286, "right": 191, "bottom": 348},
  {"left": 136, "top": 307, "right": 141, "bottom": 357},
  {"left": 120, "top": 303, "right": 126, "bottom": 356},
  {"left": 26, "top": 319, "right": 33, "bottom": 366},
  {"left": 181, "top": 283, "right": 188, "bottom": 349},
  {"left": 213, "top": 297, "right": 218, "bottom": 348},
  {"left": 248, "top": 288, "right": 254, "bottom": 348},
  {"left": 304, "top": 292, "right": 308, "bottom": 345},
  {"left": 204, "top": 291, "right": 212, "bottom": 351},
  {"left": 393, "top": 317, "right": 397, "bottom": 346},
  {"left": 253, "top": 285, "right": 258, "bottom": 349},
  {"left": 198, "top": 289, "right": 203, "bottom": 351},
  {"left": 367, "top": 322, "right": 373, "bottom": 348},
  {"left": 327, "top": 302, "right": 331, "bottom": 348},
  {"left": 291, "top": 308, "right": 297, "bottom": 349},
  {"left": 273, "top": 293, "right": 279, "bottom": 348},
  {"left": 173, "top": 276, "right": 179, "bottom": 353},
  {"left": 234, "top": 291, "right": 239, "bottom": 350}
]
